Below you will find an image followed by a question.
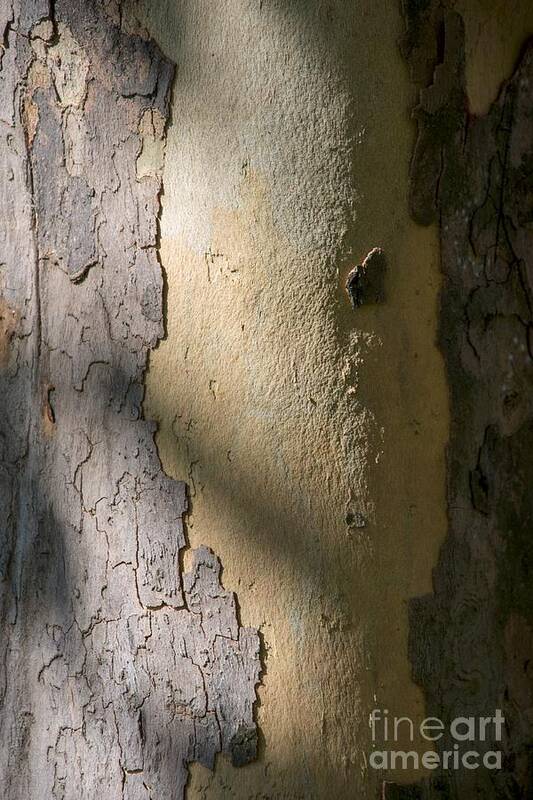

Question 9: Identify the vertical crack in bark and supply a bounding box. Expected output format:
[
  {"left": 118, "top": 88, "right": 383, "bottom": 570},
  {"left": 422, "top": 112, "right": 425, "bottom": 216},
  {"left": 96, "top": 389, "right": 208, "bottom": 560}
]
[
  {"left": 0, "top": 3, "right": 261, "bottom": 798},
  {"left": 395, "top": 2, "right": 533, "bottom": 798}
]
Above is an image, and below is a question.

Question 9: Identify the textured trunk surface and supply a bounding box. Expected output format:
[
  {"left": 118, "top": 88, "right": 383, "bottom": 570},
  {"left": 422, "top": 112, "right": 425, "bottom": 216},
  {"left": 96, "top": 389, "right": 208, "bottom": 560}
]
[
  {"left": 2, "top": 0, "right": 533, "bottom": 798},
  {"left": 398, "top": 3, "right": 533, "bottom": 799},
  {"left": 0, "top": 3, "right": 259, "bottom": 798}
]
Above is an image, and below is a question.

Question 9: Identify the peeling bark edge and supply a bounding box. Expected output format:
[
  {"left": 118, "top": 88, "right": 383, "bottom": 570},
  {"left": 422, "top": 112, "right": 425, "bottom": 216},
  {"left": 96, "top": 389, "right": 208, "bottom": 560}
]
[
  {"left": 397, "top": 3, "right": 533, "bottom": 799},
  {"left": 0, "top": 3, "right": 261, "bottom": 799}
]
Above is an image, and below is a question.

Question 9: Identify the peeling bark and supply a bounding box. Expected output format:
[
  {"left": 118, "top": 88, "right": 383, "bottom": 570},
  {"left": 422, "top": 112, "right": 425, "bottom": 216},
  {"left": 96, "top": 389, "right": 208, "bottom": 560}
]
[
  {"left": 0, "top": 3, "right": 260, "bottom": 798},
  {"left": 400, "top": 2, "right": 533, "bottom": 798},
  {"left": 345, "top": 247, "right": 387, "bottom": 309}
]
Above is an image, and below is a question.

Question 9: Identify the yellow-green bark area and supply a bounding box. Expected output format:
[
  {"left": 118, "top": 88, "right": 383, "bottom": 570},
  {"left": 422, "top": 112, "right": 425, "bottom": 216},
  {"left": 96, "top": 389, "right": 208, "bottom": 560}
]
[{"left": 142, "top": 1, "right": 532, "bottom": 796}]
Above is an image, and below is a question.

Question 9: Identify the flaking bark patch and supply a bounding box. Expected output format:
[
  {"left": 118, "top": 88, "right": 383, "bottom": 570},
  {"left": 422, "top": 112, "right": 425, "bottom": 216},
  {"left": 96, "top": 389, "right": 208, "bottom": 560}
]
[
  {"left": 345, "top": 247, "right": 386, "bottom": 309},
  {"left": 0, "top": 2, "right": 261, "bottom": 798},
  {"left": 401, "top": 3, "right": 533, "bottom": 798}
]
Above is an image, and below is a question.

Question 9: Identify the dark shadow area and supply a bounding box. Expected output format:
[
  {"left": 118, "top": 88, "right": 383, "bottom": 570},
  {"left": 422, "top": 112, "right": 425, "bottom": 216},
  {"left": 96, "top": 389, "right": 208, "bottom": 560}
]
[{"left": 401, "top": 6, "right": 533, "bottom": 799}]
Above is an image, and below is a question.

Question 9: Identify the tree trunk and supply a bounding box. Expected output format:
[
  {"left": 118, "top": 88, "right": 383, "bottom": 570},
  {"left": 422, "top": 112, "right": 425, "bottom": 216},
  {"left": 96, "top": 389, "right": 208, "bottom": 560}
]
[
  {"left": 0, "top": 3, "right": 259, "bottom": 798},
  {"left": 2, "top": 0, "right": 533, "bottom": 799}
]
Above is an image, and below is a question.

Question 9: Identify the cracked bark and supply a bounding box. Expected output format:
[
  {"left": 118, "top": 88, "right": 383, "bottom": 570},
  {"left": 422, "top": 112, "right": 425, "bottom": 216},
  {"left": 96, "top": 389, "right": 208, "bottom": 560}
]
[
  {"left": 0, "top": 2, "right": 260, "bottom": 798},
  {"left": 395, "top": 3, "right": 533, "bottom": 799}
]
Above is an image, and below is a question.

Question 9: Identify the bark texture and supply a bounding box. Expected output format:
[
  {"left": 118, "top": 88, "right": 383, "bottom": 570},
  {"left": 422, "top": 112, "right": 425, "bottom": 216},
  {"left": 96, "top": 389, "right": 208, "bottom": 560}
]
[
  {"left": 0, "top": 3, "right": 260, "bottom": 798},
  {"left": 398, "top": 3, "right": 533, "bottom": 798}
]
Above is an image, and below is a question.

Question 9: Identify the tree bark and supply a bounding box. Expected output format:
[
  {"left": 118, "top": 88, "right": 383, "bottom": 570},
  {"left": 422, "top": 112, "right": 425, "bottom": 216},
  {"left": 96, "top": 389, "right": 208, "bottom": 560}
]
[
  {"left": 0, "top": 3, "right": 260, "bottom": 798},
  {"left": 2, "top": 1, "right": 533, "bottom": 798},
  {"left": 399, "top": 3, "right": 533, "bottom": 798}
]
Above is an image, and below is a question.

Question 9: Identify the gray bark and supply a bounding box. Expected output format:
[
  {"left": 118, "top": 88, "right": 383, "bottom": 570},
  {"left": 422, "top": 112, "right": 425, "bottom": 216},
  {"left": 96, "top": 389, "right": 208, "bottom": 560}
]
[{"left": 0, "top": 2, "right": 260, "bottom": 798}]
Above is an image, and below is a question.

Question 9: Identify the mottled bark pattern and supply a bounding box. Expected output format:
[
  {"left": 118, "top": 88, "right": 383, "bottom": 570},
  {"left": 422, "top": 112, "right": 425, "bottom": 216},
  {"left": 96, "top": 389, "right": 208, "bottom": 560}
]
[
  {"left": 0, "top": 2, "right": 260, "bottom": 798},
  {"left": 400, "top": 3, "right": 533, "bottom": 798}
]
